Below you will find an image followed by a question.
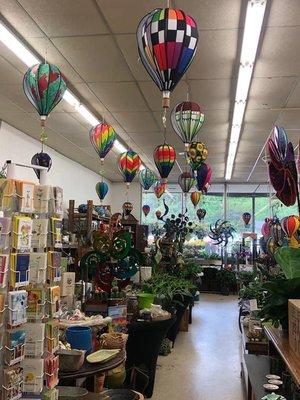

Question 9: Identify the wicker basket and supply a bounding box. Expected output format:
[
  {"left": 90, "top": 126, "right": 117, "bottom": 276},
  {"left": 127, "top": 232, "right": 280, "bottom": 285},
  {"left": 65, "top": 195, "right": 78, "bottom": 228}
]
[{"left": 99, "top": 333, "right": 128, "bottom": 350}]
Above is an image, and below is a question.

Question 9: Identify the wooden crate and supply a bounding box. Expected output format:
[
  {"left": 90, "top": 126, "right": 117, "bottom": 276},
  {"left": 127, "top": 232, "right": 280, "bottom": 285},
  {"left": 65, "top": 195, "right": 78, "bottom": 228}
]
[{"left": 288, "top": 299, "right": 300, "bottom": 359}]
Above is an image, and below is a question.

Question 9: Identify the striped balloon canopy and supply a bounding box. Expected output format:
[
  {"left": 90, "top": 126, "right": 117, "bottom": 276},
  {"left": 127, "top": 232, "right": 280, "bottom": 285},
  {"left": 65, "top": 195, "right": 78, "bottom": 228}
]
[
  {"left": 281, "top": 215, "right": 300, "bottom": 248},
  {"left": 139, "top": 168, "right": 156, "bottom": 190},
  {"left": 95, "top": 181, "right": 109, "bottom": 202},
  {"left": 89, "top": 123, "right": 116, "bottom": 164},
  {"left": 171, "top": 101, "right": 205, "bottom": 147},
  {"left": 142, "top": 204, "right": 150, "bottom": 217},
  {"left": 137, "top": 8, "right": 198, "bottom": 108},
  {"left": 178, "top": 171, "right": 196, "bottom": 194},
  {"left": 190, "top": 191, "right": 201, "bottom": 208},
  {"left": 196, "top": 162, "right": 212, "bottom": 193},
  {"left": 154, "top": 181, "right": 166, "bottom": 199},
  {"left": 118, "top": 150, "right": 141, "bottom": 186},
  {"left": 153, "top": 143, "right": 176, "bottom": 182}
]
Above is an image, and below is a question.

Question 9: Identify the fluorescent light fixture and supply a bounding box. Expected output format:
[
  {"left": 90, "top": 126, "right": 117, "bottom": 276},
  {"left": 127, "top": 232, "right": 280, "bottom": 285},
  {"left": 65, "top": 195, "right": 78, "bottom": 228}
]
[
  {"left": 225, "top": 0, "right": 267, "bottom": 181},
  {"left": 77, "top": 105, "right": 99, "bottom": 126},
  {"left": 63, "top": 89, "right": 80, "bottom": 108},
  {"left": 0, "top": 21, "right": 40, "bottom": 67},
  {"left": 114, "top": 139, "right": 127, "bottom": 154}
]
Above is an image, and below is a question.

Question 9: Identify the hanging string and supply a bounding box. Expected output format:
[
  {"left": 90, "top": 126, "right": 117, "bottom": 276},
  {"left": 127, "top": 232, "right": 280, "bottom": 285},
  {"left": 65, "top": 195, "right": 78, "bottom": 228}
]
[
  {"left": 166, "top": 0, "right": 170, "bottom": 8},
  {"left": 162, "top": 108, "right": 167, "bottom": 142}
]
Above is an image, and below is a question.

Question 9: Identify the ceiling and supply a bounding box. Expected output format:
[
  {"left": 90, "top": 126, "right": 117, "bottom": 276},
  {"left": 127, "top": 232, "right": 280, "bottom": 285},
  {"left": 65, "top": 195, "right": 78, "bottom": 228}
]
[{"left": 0, "top": 0, "right": 299, "bottom": 183}]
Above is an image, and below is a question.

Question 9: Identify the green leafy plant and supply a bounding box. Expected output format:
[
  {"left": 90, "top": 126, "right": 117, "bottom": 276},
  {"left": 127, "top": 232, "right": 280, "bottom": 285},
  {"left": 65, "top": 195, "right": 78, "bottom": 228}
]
[
  {"left": 274, "top": 247, "right": 300, "bottom": 279},
  {"left": 239, "top": 278, "right": 264, "bottom": 306},
  {"left": 216, "top": 269, "right": 237, "bottom": 295}
]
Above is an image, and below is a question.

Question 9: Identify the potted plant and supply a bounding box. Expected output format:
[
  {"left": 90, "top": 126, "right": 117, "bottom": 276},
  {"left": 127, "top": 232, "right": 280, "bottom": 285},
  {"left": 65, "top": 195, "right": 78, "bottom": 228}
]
[{"left": 216, "top": 269, "right": 237, "bottom": 295}]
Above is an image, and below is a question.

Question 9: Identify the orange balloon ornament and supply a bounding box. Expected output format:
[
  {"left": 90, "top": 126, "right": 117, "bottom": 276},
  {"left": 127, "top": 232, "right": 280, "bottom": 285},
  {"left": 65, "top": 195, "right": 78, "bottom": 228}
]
[
  {"left": 281, "top": 215, "right": 300, "bottom": 248},
  {"left": 190, "top": 191, "right": 201, "bottom": 208}
]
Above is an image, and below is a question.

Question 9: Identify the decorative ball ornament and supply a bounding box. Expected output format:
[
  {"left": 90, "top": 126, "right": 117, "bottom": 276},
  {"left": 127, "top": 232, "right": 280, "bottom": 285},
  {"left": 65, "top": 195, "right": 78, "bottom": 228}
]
[
  {"left": 95, "top": 181, "right": 109, "bottom": 202},
  {"left": 23, "top": 62, "right": 67, "bottom": 142},
  {"left": 137, "top": 8, "right": 199, "bottom": 108},
  {"left": 187, "top": 141, "right": 208, "bottom": 171},
  {"left": 196, "top": 208, "right": 206, "bottom": 221},
  {"left": 153, "top": 143, "right": 176, "bottom": 182},
  {"left": 171, "top": 101, "right": 205, "bottom": 147},
  {"left": 118, "top": 150, "right": 141, "bottom": 186},
  {"left": 178, "top": 171, "right": 196, "bottom": 194},
  {"left": 122, "top": 202, "right": 133, "bottom": 217},
  {"left": 190, "top": 191, "right": 201, "bottom": 207},
  {"left": 31, "top": 151, "right": 52, "bottom": 179},
  {"left": 89, "top": 123, "right": 116, "bottom": 164}
]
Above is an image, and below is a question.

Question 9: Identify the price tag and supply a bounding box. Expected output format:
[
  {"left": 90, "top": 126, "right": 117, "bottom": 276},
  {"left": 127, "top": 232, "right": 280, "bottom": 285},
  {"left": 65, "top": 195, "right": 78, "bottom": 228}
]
[{"left": 249, "top": 299, "right": 258, "bottom": 311}]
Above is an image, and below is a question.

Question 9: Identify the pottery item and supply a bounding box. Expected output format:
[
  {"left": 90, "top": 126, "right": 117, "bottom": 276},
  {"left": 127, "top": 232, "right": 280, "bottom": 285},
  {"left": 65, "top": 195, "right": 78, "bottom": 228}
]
[
  {"left": 86, "top": 349, "right": 120, "bottom": 364},
  {"left": 56, "top": 349, "right": 85, "bottom": 372},
  {"left": 266, "top": 375, "right": 281, "bottom": 380},
  {"left": 268, "top": 380, "right": 283, "bottom": 386},
  {"left": 263, "top": 384, "right": 279, "bottom": 391}
]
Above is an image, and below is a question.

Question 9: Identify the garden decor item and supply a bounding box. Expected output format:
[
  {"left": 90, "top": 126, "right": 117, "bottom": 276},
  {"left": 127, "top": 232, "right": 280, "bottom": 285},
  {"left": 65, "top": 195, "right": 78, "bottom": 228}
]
[
  {"left": 86, "top": 349, "right": 120, "bottom": 364},
  {"left": 56, "top": 349, "right": 85, "bottom": 372},
  {"left": 137, "top": 293, "right": 155, "bottom": 310},
  {"left": 100, "top": 333, "right": 128, "bottom": 350}
]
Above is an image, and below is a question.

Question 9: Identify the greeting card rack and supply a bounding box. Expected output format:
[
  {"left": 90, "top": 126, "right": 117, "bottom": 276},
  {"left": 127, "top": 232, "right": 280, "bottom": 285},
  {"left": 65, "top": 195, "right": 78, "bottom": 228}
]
[{"left": 0, "top": 162, "right": 63, "bottom": 400}]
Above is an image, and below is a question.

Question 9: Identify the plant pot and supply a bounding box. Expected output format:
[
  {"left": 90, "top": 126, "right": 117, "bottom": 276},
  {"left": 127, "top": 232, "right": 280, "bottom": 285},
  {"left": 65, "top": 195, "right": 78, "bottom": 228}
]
[
  {"left": 137, "top": 292, "right": 155, "bottom": 309},
  {"left": 220, "top": 285, "right": 230, "bottom": 296},
  {"left": 66, "top": 326, "right": 92, "bottom": 353}
]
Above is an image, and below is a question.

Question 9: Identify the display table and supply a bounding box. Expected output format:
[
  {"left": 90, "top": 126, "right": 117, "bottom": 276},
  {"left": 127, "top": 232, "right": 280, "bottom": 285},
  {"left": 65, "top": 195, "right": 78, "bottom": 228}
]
[
  {"left": 244, "top": 354, "right": 270, "bottom": 400},
  {"left": 265, "top": 326, "right": 300, "bottom": 387},
  {"left": 59, "top": 350, "right": 126, "bottom": 392}
]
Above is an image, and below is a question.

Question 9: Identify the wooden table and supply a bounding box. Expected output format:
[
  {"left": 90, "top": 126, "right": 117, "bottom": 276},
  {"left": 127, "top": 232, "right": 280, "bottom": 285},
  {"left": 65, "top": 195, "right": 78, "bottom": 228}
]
[
  {"left": 59, "top": 350, "right": 126, "bottom": 392},
  {"left": 265, "top": 326, "right": 300, "bottom": 387},
  {"left": 244, "top": 354, "right": 270, "bottom": 400}
]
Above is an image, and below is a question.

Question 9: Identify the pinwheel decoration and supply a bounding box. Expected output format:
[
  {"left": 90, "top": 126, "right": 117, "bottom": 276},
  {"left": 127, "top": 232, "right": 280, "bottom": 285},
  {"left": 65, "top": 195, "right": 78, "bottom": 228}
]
[
  {"left": 267, "top": 126, "right": 299, "bottom": 211},
  {"left": 196, "top": 162, "right": 212, "bottom": 192},
  {"left": 95, "top": 181, "right": 109, "bottom": 202},
  {"left": 281, "top": 215, "right": 300, "bottom": 248},
  {"left": 178, "top": 171, "right": 196, "bottom": 194},
  {"left": 142, "top": 204, "right": 150, "bottom": 217},
  {"left": 118, "top": 150, "right": 141, "bottom": 187},
  {"left": 242, "top": 212, "right": 251, "bottom": 226},
  {"left": 139, "top": 167, "right": 156, "bottom": 190},
  {"left": 122, "top": 202, "right": 133, "bottom": 217},
  {"left": 154, "top": 180, "right": 166, "bottom": 199},
  {"left": 23, "top": 62, "right": 67, "bottom": 143},
  {"left": 137, "top": 8, "right": 198, "bottom": 108},
  {"left": 190, "top": 191, "right": 201, "bottom": 208},
  {"left": 209, "top": 219, "right": 236, "bottom": 246},
  {"left": 188, "top": 141, "right": 208, "bottom": 172},
  {"left": 196, "top": 208, "right": 206, "bottom": 221},
  {"left": 31, "top": 151, "right": 52, "bottom": 179},
  {"left": 89, "top": 123, "right": 116, "bottom": 165},
  {"left": 171, "top": 101, "right": 205, "bottom": 147},
  {"left": 153, "top": 143, "right": 176, "bottom": 183}
]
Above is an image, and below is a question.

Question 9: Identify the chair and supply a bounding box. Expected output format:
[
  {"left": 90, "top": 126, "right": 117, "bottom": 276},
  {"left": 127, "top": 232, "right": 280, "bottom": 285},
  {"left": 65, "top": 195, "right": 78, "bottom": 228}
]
[{"left": 125, "top": 315, "right": 176, "bottom": 398}]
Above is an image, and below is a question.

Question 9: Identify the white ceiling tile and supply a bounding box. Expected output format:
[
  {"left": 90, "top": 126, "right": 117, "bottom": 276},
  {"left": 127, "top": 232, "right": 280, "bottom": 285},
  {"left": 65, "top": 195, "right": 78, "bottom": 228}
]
[
  {"left": 88, "top": 82, "right": 148, "bottom": 112},
  {"left": 243, "top": 109, "right": 279, "bottom": 132},
  {"left": 52, "top": 36, "right": 132, "bottom": 82},
  {"left": 286, "top": 81, "right": 300, "bottom": 108},
  {"left": 0, "top": 84, "right": 34, "bottom": 112},
  {"left": 190, "top": 79, "right": 232, "bottom": 110},
  {"left": 113, "top": 112, "right": 158, "bottom": 132},
  {"left": 19, "top": 0, "right": 109, "bottom": 36},
  {"left": 267, "top": 0, "right": 300, "bottom": 27},
  {"left": 277, "top": 110, "right": 300, "bottom": 129},
  {"left": 0, "top": 57, "right": 23, "bottom": 84}
]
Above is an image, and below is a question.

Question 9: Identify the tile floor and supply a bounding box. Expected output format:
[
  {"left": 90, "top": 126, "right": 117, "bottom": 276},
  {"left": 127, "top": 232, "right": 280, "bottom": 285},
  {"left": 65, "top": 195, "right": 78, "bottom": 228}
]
[{"left": 152, "top": 293, "right": 244, "bottom": 400}]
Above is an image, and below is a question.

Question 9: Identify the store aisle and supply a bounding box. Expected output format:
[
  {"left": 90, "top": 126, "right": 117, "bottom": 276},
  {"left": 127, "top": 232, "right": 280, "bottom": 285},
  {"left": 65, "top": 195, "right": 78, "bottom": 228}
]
[{"left": 152, "top": 293, "right": 244, "bottom": 400}]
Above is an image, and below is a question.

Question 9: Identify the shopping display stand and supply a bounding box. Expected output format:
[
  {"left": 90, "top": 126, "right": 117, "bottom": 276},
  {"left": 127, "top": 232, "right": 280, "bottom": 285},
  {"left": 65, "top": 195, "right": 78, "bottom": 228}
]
[{"left": 0, "top": 161, "right": 62, "bottom": 400}]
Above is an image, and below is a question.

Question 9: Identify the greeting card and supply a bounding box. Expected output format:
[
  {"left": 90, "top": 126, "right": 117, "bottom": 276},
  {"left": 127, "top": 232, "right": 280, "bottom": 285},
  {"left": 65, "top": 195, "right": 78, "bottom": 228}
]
[
  {"left": 45, "top": 320, "right": 59, "bottom": 353},
  {"left": 22, "top": 358, "right": 44, "bottom": 393},
  {"left": 61, "top": 272, "right": 75, "bottom": 297},
  {"left": 31, "top": 218, "right": 48, "bottom": 248},
  {"left": 27, "top": 289, "right": 45, "bottom": 320},
  {"left": 5, "top": 328, "right": 26, "bottom": 366},
  {"left": 15, "top": 180, "right": 35, "bottom": 213},
  {"left": 29, "top": 252, "right": 47, "bottom": 284},
  {"left": 3, "top": 366, "right": 23, "bottom": 400},
  {"left": 0, "top": 178, "right": 16, "bottom": 211},
  {"left": 33, "top": 185, "right": 50, "bottom": 213},
  {"left": 12, "top": 215, "right": 32, "bottom": 252},
  {"left": 24, "top": 323, "right": 45, "bottom": 357},
  {"left": 0, "top": 292, "right": 5, "bottom": 325},
  {"left": 10, "top": 253, "right": 30, "bottom": 288},
  {"left": 50, "top": 217, "right": 62, "bottom": 248},
  {"left": 0, "top": 254, "right": 9, "bottom": 287},
  {"left": 8, "top": 290, "right": 28, "bottom": 327},
  {"left": 48, "top": 286, "right": 60, "bottom": 317},
  {"left": 0, "top": 217, "right": 12, "bottom": 249},
  {"left": 47, "top": 251, "right": 61, "bottom": 282},
  {"left": 54, "top": 187, "right": 63, "bottom": 214}
]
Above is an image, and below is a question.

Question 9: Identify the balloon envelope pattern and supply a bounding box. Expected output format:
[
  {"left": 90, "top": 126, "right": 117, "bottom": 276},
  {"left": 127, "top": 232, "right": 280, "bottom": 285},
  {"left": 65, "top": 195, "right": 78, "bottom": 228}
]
[
  {"left": 196, "top": 162, "right": 212, "bottom": 192},
  {"left": 89, "top": 123, "right": 116, "bottom": 162},
  {"left": 178, "top": 171, "right": 196, "bottom": 193},
  {"left": 190, "top": 191, "right": 201, "bottom": 207},
  {"left": 95, "top": 182, "right": 109, "bottom": 201},
  {"left": 118, "top": 150, "right": 141, "bottom": 184},
  {"left": 139, "top": 168, "right": 156, "bottom": 190},
  {"left": 171, "top": 101, "right": 204, "bottom": 145},
  {"left": 153, "top": 143, "right": 176, "bottom": 181},
  {"left": 137, "top": 8, "right": 198, "bottom": 106},
  {"left": 154, "top": 181, "right": 166, "bottom": 199},
  {"left": 242, "top": 212, "right": 251, "bottom": 226},
  {"left": 142, "top": 204, "right": 150, "bottom": 217}
]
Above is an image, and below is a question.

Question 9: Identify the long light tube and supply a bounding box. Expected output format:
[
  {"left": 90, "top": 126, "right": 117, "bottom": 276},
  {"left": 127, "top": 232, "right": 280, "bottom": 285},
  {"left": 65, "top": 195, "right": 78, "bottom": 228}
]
[{"left": 225, "top": 0, "right": 267, "bottom": 180}]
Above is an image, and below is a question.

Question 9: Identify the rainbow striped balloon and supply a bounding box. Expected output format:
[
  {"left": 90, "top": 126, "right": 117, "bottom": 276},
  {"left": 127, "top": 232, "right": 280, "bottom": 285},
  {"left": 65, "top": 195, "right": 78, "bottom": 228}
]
[
  {"left": 89, "top": 123, "right": 116, "bottom": 163},
  {"left": 118, "top": 150, "right": 141, "bottom": 185},
  {"left": 153, "top": 143, "right": 176, "bottom": 182}
]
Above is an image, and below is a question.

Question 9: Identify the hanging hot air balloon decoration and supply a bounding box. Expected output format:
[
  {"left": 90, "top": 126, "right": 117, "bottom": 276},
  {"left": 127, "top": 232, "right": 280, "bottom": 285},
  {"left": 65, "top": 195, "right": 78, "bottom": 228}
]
[
  {"left": 122, "top": 202, "right": 133, "bottom": 217},
  {"left": 281, "top": 215, "right": 300, "bottom": 248},
  {"left": 188, "top": 142, "right": 208, "bottom": 172},
  {"left": 139, "top": 168, "right": 156, "bottom": 191},
  {"left": 178, "top": 172, "right": 196, "bottom": 194},
  {"left": 196, "top": 208, "right": 206, "bottom": 221},
  {"left": 95, "top": 182, "right": 109, "bottom": 202},
  {"left": 154, "top": 181, "right": 166, "bottom": 199},
  {"left": 118, "top": 150, "right": 141, "bottom": 187},
  {"left": 261, "top": 218, "right": 271, "bottom": 237},
  {"left": 171, "top": 101, "right": 205, "bottom": 148},
  {"left": 153, "top": 143, "right": 176, "bottom": 183},
  {"left": 196, "top": 163, "right": 212, "bottom": 193},
  {"left": 242, "top": 212, "right": 251, "bottom": 227},
  {"left": 23, "top": 63, "right": 67, "bottom": 145},
  {"left": 190, "top": 191, "right": 201, "bottom": 208},
  {"left": 31, "top": 152, "right": 52, "bottom": 179},
  {"left": 142, "top": 204, "right": 150, "bottom": 218},
  {"left": 137, "top": 8, "right": 198, "bottom": 108},
  {"left": 89, "top": 123, "right": 116, "bottom": 165}
]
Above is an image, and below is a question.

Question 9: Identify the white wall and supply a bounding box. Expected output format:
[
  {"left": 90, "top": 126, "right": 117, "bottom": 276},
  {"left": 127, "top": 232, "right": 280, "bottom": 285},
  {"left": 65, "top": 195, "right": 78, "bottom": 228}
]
[
  {"left": 0, "top": 121, "right": 112, "bottom": 207},
  {"left": 110, "top": 182, "right": 141, "bottom": 221}
]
